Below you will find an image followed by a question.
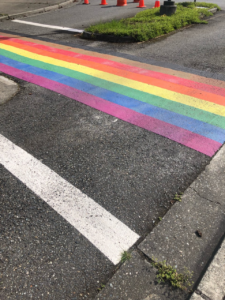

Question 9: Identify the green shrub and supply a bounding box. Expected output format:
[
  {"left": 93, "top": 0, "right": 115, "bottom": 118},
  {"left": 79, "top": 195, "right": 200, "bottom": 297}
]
[{"left": 85, "top": 2, "right": 220, "bottom": 42}]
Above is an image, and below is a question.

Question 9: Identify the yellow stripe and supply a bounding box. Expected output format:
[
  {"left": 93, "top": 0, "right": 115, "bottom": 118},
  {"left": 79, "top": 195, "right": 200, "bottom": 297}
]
[{"left": 1, "top": 43, "right": 225, "bottom": 117}]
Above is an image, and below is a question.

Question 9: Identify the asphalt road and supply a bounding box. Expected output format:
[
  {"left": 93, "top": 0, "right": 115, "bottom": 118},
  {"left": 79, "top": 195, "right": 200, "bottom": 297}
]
[
  {"left": 0, "top": 73, "right": 211, "bottom": 299},
  {"left": 0, "top": 3, "right": 224, "bottom": 300},
  {"left": 1, "top": 0, "right": 224, "bottom": 29},
  {"left": 0, "top": 1, "right": 224, "bottom": 77}
]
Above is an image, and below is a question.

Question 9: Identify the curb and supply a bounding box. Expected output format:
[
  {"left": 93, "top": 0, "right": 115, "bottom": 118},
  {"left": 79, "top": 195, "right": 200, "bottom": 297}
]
[
  {"left": 190, "top": 236, "right": 225, "bottom": 300},
  {"left": 208, "top": 7, "right": 217, "bottom": 14},
  {"left": 82, "top": 31, "right": 135, "bottom": 43},
  {"left": 0, "top": 76, "right": 19, "bottom": 105},
  {"left": 0, "top": 0, "right": 79, "bottom": 21}
]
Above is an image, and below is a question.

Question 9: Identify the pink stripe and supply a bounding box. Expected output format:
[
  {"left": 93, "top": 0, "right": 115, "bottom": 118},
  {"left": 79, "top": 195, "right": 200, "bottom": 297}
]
[
  {"left": 1, "top": 35, "right": 225, "bottom": 97},
  {"left": 0, "top": 63, "right": 221, "bottom": 157}
]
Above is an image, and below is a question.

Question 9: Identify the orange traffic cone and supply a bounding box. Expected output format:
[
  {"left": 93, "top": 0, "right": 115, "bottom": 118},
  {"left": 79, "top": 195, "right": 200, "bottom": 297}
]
[
  {"left": 83, "top": 0, "right": 89, "bottom": 4},
  {"left": 154, "top": 0, "right": 160, "bottom": 7},
  {"left": 100, "top": 0, "right": 108, "bottom": 4},
  {"left": 117, "top": 0, "right": 127, "bottom": 6},
  {"left": 137, "top": 0, "right": 146, "bottom": 8}
]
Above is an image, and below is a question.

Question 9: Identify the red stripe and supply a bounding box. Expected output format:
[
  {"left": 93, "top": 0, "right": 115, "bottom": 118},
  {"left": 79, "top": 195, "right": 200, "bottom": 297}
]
[{"left": 1, "top": 35, "right": 225, "bottom": 99}]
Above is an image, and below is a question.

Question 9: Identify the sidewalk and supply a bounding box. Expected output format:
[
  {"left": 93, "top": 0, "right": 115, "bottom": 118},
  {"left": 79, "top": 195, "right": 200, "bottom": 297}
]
[{"left": 0, "top": 0, "right": 77, "bottom": 19}]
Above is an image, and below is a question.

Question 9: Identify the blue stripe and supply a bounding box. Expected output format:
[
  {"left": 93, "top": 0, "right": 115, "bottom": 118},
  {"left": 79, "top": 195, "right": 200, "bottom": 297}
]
[{"left": 1, "top": 55, "right": 225, "bottom": 144}]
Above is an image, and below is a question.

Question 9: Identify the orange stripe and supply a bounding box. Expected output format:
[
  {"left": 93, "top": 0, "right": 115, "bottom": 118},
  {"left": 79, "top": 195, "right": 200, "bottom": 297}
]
[
  {"left": 1, "top": 31, "right": 225, "bottom": 90},
  {"left": 1, "top": 38, "right": 225, "bottom": 107}
]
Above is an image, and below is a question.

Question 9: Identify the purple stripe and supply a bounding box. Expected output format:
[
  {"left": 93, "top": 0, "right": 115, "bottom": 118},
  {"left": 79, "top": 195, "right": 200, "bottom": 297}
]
[{"left": 0, "top": 63, "right": 221, "bottom": 157}]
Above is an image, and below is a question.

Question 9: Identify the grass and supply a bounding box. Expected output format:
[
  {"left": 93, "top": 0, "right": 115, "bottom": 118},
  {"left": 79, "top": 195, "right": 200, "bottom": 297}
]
[
  {"left": 121, "top": 251, "right": 131, "bottom": 263},
  {"left": 97, "top": 283, "right": 105, "bottom": 291},
  {"left": 85, "top": 2, "right": 221, "bottom": 42},
  {"left": 152, "top": 259, "right": 193, "bottom": 291}
]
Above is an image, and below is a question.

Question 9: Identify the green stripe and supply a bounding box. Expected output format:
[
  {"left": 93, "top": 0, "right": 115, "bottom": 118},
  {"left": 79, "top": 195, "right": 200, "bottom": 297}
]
[{"left": 2, "top": 48, "right": 225, "bottom": 130}]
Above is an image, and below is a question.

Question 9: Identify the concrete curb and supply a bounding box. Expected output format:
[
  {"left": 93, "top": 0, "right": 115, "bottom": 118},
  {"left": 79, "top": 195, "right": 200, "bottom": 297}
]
[
  {"left": 208, "top": 7, "right": 218, "bottom": 14},
  {"left": 0, "top": 0, "right": 79, "bottom": 21},
  {"left": 82, "top": 31, "right": 136, "bottom": 43},
  {"left": 190, "top": 236, "right": 225, "bottom": 300},
  {"left": 0, "top": 76, "right": 19, "bottom": 105}
]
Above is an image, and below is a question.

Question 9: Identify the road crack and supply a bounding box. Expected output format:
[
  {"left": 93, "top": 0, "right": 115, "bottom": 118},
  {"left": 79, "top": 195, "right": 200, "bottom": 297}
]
[{"left": 189, "top": 186, "right": 221, "bottom": 206}]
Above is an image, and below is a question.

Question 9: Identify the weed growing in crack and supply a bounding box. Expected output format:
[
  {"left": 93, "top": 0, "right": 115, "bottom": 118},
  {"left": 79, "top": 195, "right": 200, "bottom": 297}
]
[
  {"left": 174, "top": 192, "right": 183, "bottom": 202},
  {"left": 97, "top": 284, "right": 105, "bottom": 291},
  {"left": 121, "top": 251, "right": 131, "bottom": 263},
  {"left": 152, "top": 259, "right": 193, "bottom": 291}
]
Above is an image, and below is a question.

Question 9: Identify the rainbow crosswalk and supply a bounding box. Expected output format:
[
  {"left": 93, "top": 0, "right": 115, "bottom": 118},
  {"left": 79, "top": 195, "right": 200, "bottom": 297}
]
[{"left": 0, "top": 32, "right": 225, "bottom": 157}]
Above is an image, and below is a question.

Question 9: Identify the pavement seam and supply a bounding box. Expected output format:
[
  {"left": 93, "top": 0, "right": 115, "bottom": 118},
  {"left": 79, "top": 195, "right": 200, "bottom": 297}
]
[
  {"left": 195, "top": 289, "right": 212, "bottom": 300},
  {"left": 0, "top": 0, "right": 81, "bottom": 21}
]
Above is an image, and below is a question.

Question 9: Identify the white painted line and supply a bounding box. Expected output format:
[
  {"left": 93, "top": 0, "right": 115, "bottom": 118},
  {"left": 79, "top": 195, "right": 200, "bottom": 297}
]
[
  {"left": 12, "top": 20, "right": 84, "bottom": 33},
  {"left": 0, "top": 134, "right": 139, "bottom": 264}
]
